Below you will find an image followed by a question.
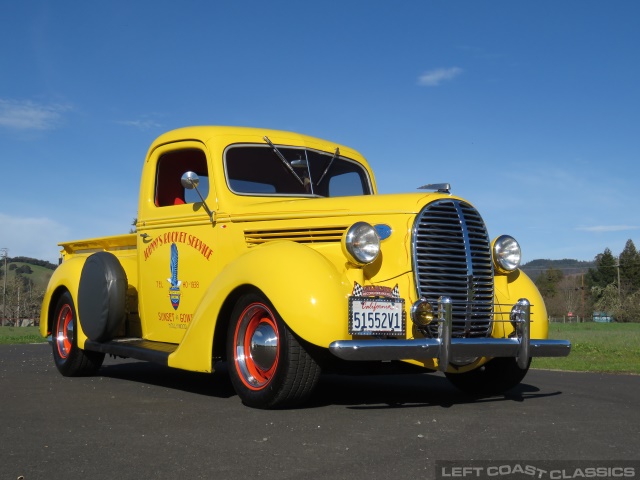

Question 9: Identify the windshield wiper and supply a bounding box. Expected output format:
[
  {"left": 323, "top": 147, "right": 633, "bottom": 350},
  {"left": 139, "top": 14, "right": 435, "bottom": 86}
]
[
  {"left": 263, "top": 136, "right": 305, "bottom": 186},
  {"left": 317, "top": 147, "right": 340, "bottom": 186}
]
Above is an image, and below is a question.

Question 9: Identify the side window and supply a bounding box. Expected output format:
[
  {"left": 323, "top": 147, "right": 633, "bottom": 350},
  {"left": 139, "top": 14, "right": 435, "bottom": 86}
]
[{"left": 155, "top": 149, "right": 209, "bottom": 207}]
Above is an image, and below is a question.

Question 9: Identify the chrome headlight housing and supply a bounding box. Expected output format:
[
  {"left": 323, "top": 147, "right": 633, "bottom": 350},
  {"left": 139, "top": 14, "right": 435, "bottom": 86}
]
[
  {"left": 342, "top": 222, "right": 380, "bottom": 265},
  {"left": 492, "top": 235, "right": 521, "bottom": 273}
]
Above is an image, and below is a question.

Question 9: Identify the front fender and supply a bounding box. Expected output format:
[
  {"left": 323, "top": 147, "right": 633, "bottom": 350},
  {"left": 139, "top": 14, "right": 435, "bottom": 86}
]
[
  {"left": 494, "top": 269, "right": 548, "bottom": 340},
  {"left": 168, "top": 241, "right": 352, "bottom": 372}
]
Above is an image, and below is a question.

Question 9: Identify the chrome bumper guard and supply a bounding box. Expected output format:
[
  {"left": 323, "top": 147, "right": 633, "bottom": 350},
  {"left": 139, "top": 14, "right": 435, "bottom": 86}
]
[{"left": 329, "top": 297, "right": 571, "bottom": 371}]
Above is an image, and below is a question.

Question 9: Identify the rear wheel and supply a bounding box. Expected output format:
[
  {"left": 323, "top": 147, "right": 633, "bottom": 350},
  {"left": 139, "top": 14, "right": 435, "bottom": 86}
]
[
  {"left": 227, "top": 293, "right": 320, "bottom": 409},
  {"left": 445, "top": 357, "right": 531, "bottom": 396},
  {"left": 52, "top": 292, "right": 105, "bottom": 376}
]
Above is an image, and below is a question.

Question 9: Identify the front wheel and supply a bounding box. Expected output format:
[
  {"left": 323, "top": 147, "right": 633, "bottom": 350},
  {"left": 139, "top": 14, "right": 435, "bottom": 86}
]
[
  {"left": 52, "top": 292, "right": 105, "bottom": 376},
  {"left": 226, "top": 293, "right": 321, "bottom": 409},
  {"left": 445, "top": 357, "right": 531, "bottom": 396}
]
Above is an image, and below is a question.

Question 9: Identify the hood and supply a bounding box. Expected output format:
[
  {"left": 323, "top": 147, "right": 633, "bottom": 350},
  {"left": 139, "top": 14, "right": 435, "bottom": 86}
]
[{"left": 222, "top": 191, "right": 467, "bottom": 223}]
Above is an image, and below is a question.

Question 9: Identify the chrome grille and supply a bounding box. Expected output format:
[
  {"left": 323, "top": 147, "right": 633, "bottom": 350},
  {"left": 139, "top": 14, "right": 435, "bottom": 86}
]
[{"left": 413, "top": 200, "right": 494, "bottom": 338}]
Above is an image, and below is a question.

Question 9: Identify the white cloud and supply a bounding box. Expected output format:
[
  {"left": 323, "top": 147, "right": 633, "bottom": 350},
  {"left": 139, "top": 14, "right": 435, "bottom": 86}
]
[
  {"left": 417, "top": 67, "right": 463, "bottom": 87},
  {"left": 0, "top": 213, "right": 69, "bottom": 263},
  {"left": 576, "top": 225, "right": 640, "bottom": 233},
  {"left": 116, "top": 117, "right": 162, "bottom": 130},
  {"left": 0, "top": 99, "right": 71, "bottom": 130}
]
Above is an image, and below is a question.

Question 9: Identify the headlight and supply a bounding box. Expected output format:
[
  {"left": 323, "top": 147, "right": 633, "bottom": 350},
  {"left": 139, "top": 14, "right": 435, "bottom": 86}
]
[
  {"left": 492, "top": 235, "right": 521, "bottom": 273},
  {"left": 411, "top": 299, "right": 434, "bottom": 326},
  {"left": 343, "top": 222, "right": 380, "bottom": 265}
]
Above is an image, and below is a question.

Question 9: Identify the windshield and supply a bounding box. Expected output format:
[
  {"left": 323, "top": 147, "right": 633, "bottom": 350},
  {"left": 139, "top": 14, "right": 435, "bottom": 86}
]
[{"left": 224, "top": 144, "right": 372, "bottom": 197}]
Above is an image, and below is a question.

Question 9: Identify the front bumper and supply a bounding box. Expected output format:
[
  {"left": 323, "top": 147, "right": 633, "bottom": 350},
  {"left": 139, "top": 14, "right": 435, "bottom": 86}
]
[{"left": 329, "top": 297, "right": 571, "bottom": 371}]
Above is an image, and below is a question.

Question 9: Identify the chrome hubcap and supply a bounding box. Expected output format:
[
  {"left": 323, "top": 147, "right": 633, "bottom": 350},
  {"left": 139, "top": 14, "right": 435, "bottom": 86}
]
[{"left": 250, "top": 323, "right": 278, "bottom": 371}]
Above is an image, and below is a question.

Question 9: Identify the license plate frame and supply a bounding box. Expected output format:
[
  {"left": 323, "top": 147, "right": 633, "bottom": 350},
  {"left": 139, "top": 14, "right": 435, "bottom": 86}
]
[{"left": 348, "top": 296, "right": 406, "bottom": 336}]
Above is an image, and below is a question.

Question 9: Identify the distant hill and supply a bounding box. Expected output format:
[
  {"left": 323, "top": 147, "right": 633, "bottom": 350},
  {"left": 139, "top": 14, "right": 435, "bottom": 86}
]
[
  {"left": 8, "top": 256, "right": 57, "bottom": 270},
  {"left": 520, "top": 259, "right": 595, "bottom": 280},
  {"left": 0, "top": 257, "right": 56, "bottom": 292}
]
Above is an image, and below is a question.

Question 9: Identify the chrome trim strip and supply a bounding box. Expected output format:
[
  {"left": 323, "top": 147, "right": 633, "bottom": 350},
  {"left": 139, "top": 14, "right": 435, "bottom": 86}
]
[
  {"left": 437, "top": 297, "right": 452, "bottom": 371},
  {"left": 454, "top": 202, "right": 474, "bottom": 276},
  {"left": 515, "top": 298, "right": 531, "bottom": 369},
  {"left": 328, "top": 338, "right": 571, "bottom": 362}
]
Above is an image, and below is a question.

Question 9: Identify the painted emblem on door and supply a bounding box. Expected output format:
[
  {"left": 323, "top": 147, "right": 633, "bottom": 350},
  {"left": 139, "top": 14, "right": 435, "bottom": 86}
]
[{"left": 168, "top": 243, "right": 182, "bottom": 310}]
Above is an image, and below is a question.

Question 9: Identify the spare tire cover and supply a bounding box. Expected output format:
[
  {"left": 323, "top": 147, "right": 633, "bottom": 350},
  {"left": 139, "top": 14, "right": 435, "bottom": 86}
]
[{"left": 78, "top": 252, "right": 127, "bottom": 342}]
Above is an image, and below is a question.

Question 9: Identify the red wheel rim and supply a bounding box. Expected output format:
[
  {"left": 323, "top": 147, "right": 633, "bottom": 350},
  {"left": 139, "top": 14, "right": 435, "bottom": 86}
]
[
  {"left": 55, "top": 304, "right": 74, "bottom": 359},
  {"left": 233, "top": 303, "right": 280, "bottom": 390}
]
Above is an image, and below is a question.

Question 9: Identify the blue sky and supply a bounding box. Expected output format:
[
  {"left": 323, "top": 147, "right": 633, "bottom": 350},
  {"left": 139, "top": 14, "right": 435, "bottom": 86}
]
[{"left": 1, "top": 1, "right": 639, "bottom": 264}]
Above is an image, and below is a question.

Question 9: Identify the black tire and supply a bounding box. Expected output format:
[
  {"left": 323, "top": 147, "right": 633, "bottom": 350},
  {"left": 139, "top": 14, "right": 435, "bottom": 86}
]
[
  {"left": 77, "top": 251, "right": 127, "bottom": 342},
  {"left": 445, "top": 357, "right": 531, "bottom": 396},
  {"left": 52, "top": 291, "right": 105, "bottom": 376},
  {"left": 226, "top": 293, "right": 321, "bottom": 409}
]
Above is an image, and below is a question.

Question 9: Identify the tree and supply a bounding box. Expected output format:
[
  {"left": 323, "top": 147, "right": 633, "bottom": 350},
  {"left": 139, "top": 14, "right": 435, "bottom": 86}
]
[
  {"left": 535, "top": 268, "right": 565, "bottom": 317},
  {"left": 558, "top": 275, "right": 581, "bottom": 316},
  {"left": 2, "top": 274, "right": 41, "bottom": 325},
  {"left": 15, "top": 265, "right": 33, "bottom": 275},
  {"left": 614, "top": 290, "right": 640, "bottom": 323},
  {"left": 619, "top": 239, "right": 640, "bottom": 294},
  {"left": 1, "top": 259, "right": 46, "bottom": 325},
  {"left": 592, "top": 284, "right": 620, "bottom": 317},
  {"left": 9, "top": 257, "right": 56, "bottom": 270},
  {"left": 535, "top": 267, "right": 564, "bottom": 297},
  {"left": 587, "top": 248, "right": 617, "bottom": 289}
]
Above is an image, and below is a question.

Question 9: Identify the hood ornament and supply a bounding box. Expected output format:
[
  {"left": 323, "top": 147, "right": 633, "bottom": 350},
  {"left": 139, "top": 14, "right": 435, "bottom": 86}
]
[{"left": 418, "top": 183, "right": 451, "bottom": 194}]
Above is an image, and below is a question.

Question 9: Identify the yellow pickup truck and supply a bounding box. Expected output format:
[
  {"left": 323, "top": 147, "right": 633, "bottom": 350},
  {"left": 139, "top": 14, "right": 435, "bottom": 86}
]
[{"left": 40, "top": 126, "right": 570, "bottom": 408}]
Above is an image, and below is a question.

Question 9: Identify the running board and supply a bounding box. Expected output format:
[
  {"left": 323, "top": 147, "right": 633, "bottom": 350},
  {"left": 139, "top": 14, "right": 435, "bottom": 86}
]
[{"left": 84, "top": 338, "right": 178, "bottom": 366}]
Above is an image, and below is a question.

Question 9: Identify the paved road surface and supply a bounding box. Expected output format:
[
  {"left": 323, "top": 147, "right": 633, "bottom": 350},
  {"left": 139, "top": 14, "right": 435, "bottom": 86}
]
[{"left": 1, "top": 344, "right": 638, "bottom": 480}]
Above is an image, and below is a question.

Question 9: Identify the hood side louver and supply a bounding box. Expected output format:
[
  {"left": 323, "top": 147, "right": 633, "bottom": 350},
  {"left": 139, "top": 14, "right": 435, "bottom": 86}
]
[{"left": 245, "top": 226, "right": 348, "bottom": 247}]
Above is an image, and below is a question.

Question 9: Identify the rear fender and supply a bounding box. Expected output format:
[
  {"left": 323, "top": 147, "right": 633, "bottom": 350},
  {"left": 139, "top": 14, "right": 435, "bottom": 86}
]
[
  {"left": 40, "top": 254, "right": 138, "bottom": 344},
  {"left": 40, "top": 256, "right": 88, "bottom": 343},
  {"left": 169, "top": 241, "right": 352, "bottom": 372}
]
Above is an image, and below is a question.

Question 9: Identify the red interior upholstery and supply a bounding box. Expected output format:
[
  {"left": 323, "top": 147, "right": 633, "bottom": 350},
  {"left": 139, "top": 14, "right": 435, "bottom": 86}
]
[{"left": 155, "top": 151, "right": 207, "bottom": 207}]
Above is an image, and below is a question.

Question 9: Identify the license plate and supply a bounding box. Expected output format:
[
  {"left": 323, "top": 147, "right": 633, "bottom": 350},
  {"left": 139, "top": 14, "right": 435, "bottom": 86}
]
[{"left": 349, "top": 297, "right": 405, "bottom": 336}]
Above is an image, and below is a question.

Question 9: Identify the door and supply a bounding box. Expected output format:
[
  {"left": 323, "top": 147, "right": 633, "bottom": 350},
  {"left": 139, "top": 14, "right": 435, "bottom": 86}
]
[{"left": 137, "top": 141, "right": 219, "bottom": 343}]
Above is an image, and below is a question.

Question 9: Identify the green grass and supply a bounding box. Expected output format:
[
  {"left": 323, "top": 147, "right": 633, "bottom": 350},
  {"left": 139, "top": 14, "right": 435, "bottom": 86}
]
[
  {"left": 0, "top": 326, "right": 47, "bottom": 345},
  {"left": 532, "top": 322, "right": 640, "bottom": 374}
]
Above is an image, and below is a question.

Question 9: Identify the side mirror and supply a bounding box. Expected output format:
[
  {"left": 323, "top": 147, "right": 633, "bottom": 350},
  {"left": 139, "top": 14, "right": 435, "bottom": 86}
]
[
  {"left": 181, "top": 171, "right": 200, "bottom": 189},
  {"left": 180, "top": 171, "right": 214, "bottom": 223}
]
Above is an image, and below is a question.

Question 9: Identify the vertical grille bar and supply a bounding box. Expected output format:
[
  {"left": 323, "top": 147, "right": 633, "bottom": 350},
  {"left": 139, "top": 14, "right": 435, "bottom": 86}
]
[{"left": 412, "top": 200, "right": 494, "bottom": 338}]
